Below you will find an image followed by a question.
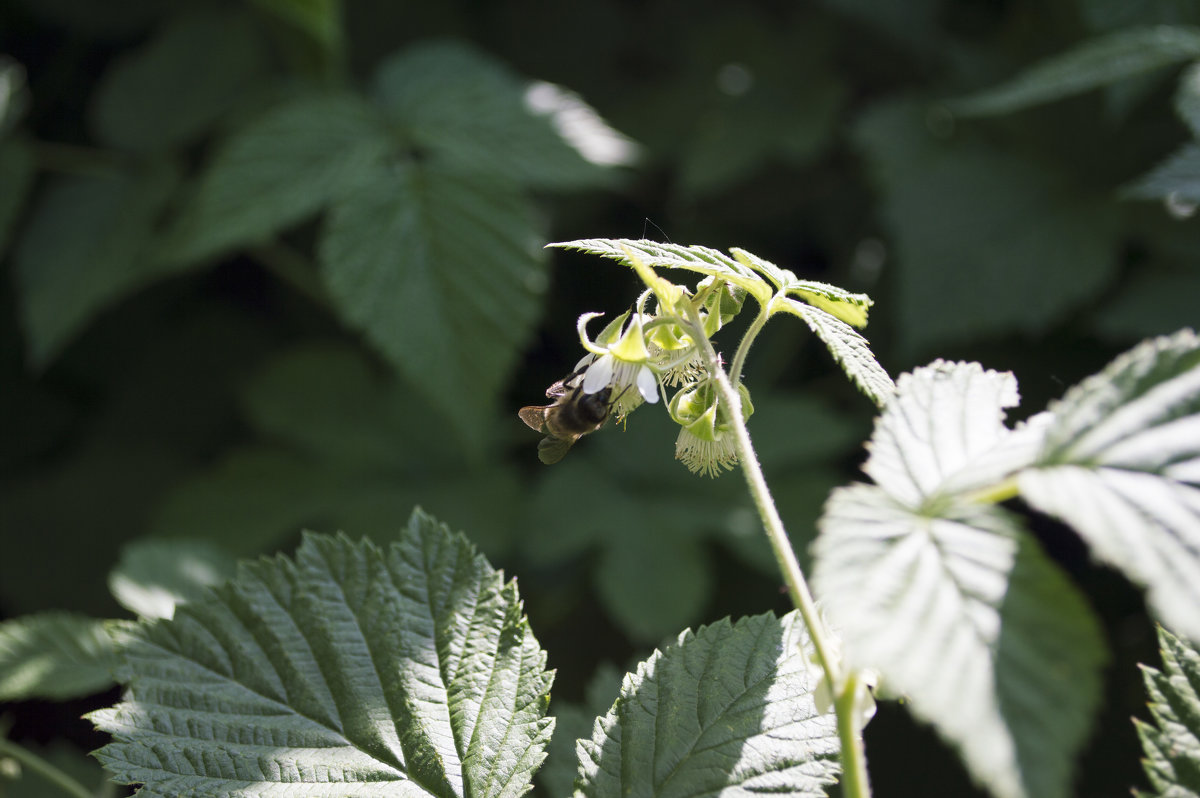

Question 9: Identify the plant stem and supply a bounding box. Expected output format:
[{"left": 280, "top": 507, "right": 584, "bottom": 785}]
[
  {"left": 834, "top": 671, "right": 873, "bottom": 798},
  {"left": 0, "top": 737, "right": 93, "bottom": 798},
  {"left": 964, "top": 475, "right": 1020, "bottom": 505},
  {"left": 727, "top": 302, "right": 770, "bottom": 387},
  {"left": 681, "top": 304, "right": 871, "bottom": 798}
]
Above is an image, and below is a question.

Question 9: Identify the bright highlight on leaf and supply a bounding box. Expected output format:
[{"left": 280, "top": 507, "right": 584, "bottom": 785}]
[
  {"left": 1020, "top": 329, "right": 1200, "bottom": 642},
  {"left": 90, "top": 510, "right": 554, "bottom": 798},
  {"left": 813, "top": 361, "right": 1106, "bottom": 798},
  {"left": 108, "top": 538, "right": 237, "bottom": 620},
  {"left": 575, "top": 611, "right": 840, "bottom": 798},
  {"left": 0, "top": 612, "right": 122, "bottom": 701},
  {"left": 1135, "top": 626, "right": 1200, "bottom": 797}
]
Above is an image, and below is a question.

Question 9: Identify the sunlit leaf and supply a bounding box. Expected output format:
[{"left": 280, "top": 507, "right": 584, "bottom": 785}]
[
  {"left": 1019, "top": 329, "right": 1200, "bottom": 641},
  {"left": 0, "top": 612, "right": 122, "bottom": 700},
  {"left": 773, "top": 299, "right": 894, "bottom": 407},
  {"left": 813, "top": 360, "right": 1105, "bottom": 798},
  {"left": 575, "top": 611, "right": 840, "bottom": 798},
  {"left": 551, "top": 238, "right": 770, "bottom": 303},
  {"left": 319, "top": 162, "right": 545, "bottom": 447},
  {"left": 951, "top": 26, "right": 1200, "bottom": 116},
  {"left": 91, "top": 511, "right": 554, "bottom": 798},
  {"left": 813, "top": 488, "right": 1104, "bottom": 798},
  {"left": 859, "top": 361, "right": 1043, "bottom": 504},
  {"left": 108, "top": 539, "right": 237, "bottom": 620},
  {"left": 732, "top": 247, "right": 874, "bottom": 327},
  {"left": 1134, "top": 625, "right": 1200, "bottom": 797}
]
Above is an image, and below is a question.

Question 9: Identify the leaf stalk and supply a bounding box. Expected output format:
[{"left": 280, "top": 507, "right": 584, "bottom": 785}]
[
  {"left": 0, "top": 738, "right": 93, "bottom": 798},
  {"left": 681, "top": 302, "right": 872, "bottom": 798}
]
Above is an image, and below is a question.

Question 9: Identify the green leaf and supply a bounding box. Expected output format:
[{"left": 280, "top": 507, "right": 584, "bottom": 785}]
[
  {"left": 1174, "top": 62, "right": 1200, "bottom": 136},
  {"left": 773, "top": 299, "right": 894, "bottom": 407},
  {"left": 318, "top": 163, "right": 546, "bottom": 447},
  {"left": 731, "top": 246, "right": 874, "bottom": 327},
  {"left": 247, "top": 0, "right": 342, "bottom": 55},
  {"left": 0, "top": 137, "right": 35, "bottom": 259},
  {"left": 0, "top": 739, "right": 109, "bottom": 798},
  {"left": 13, "top": 162, "right": 180, "bottom": 366},
  {"left": 575, "top": 611, "right": 840, "bottom": 798},
  {"left": 242, "top": 343, "right": 430, "bottom": 470},
  {"left": 1092, "top": 268, "right": 1200, "bottom": 341},
  {"left": 1018, "top": 329, "right": 1200, "bottom": 641},
  {"left": 163, "top": 92, "right": 393, "bottom": 264},
  {"left": 812, "top": 361, "right": 1106, "bottom": 798},
  {"left": 595, "top": 521, "right": 711, "bottom": 644},
  {"left": 1079, "top": 0, "right": 1200, "bottom": 33},
  {"left": 677, "top": 69, "right": 844, "bottom": 197},
  {"left": 854, "top": 97, "right": 1120, "bottom": 357},
  {"left": 1124, "top": 143, "right": 1200, "bottom": 203},
  {"left": 90, "top": 511, "right": 554, "bottom": 798},
  {"left": 374, "top": 40, "right": 629, "bottom": 189},
  {"left": 89, "top": 8, "right": 267, "bottom": 153},
  {"left": 1135, "top": 626, "right": 1200, "bottom": 797},
  {"left": 551, "top": 238, "right": 773, "bottom": 305},
  {"left": 540, "top": 664, "right": 622, "bottom": 798},
  {"left": 816, "top": 0, "right": 941, "bottom": 53},
  {"left": 814, "top": 489, "right": 1105, "bottom": 798},
  {"left": 951, "top": 26, "right": 1200, "bottom": 116},
  {"left": 151, "top": 447, "right": 521, "bottom": 559},
  {"left": 521, "top": 457, "right": 714, "bottom": 642},
  {"left": 1, "top": 57, "right": 30, "bottom": 135},
  {"left": 108, "top": 539, "right": 237, "bottom": 620},
  {"left": 860, "top": 361, "right": 1049, "bottom": 504},
  {"left": 0, "top": 612, "right": 122, "bottom": 700}
]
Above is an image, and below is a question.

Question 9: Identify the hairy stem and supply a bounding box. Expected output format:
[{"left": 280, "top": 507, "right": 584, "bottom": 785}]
[
  {"left": 727, "top": 301, "right": 770, "bottom": 387},
  {"left": 834, "top": 671, "right": 873, "bottom": 798},
  {"left": 0, "top": 738, "right": 93, "bottom": 798},
  {"left": 682, "top": 304, "right": 871, "bottom": 798}
]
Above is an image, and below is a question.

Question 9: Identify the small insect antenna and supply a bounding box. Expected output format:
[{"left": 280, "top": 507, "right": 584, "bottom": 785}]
[{"left": 641, "top": 217, "right": 672, "bottom": 243}]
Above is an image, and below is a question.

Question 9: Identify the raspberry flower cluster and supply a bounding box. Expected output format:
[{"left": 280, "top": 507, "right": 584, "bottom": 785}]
[{"left": 542, "top": 239, "right": 891, "bottom": 477}]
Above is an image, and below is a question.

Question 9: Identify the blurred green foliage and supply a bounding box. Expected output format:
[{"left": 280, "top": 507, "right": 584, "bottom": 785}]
[{"left": 2, "top": 0, "right": 1199, "bottom": 795}]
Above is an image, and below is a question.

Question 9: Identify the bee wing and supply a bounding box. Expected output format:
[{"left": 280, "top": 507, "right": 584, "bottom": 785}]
[
  {"left": 518, "top": 405, "right": 549, "bottom": 432},
  {"left": 537, "top": 435, "right": 574, "bottom": 464}
]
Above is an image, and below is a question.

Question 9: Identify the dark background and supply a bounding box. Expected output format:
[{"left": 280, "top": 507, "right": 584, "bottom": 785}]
[{"left": 3, "top": 0, "right": 1198, "bottom": 795}]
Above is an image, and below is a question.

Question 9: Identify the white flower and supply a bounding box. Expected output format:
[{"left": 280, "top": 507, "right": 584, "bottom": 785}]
[{"left": 575, "top": 311, "right": 661, "bottom": 419}]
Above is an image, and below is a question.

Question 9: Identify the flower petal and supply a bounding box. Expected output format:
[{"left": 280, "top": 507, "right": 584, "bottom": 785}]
[
  {"left": 583, "top": 353, "right": 614, "bottom": 393},
  {"left": 636, "top": 364, "right": 660, "bottom": 403}
]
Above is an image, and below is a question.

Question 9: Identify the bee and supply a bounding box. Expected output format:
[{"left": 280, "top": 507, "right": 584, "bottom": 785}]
[{"left": 519, "top": 371, "right": 615, "bottom": 464}]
